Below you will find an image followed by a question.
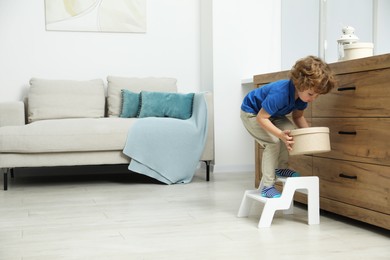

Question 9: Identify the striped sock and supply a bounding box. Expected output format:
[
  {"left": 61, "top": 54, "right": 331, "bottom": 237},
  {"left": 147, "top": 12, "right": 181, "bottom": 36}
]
[
  {"left": 275, "top": 169, "right": 300, "bottom": 177},
  {"left": 261, "top": 186, "right": 281, "bottom": 198}
]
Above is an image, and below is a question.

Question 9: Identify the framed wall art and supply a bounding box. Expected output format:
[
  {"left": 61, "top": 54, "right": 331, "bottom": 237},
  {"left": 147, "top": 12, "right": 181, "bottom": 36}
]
[{"left": 45, "top": 0, "right": 147, "bottom": 33}]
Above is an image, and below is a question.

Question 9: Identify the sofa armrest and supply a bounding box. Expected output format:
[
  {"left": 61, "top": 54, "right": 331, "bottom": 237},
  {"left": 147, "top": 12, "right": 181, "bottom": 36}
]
[
  {"left": 0, "top": 101, "right": 26, "bottom": 127},
  {"left": 200, "top": 92, "right": 214, "bottom": 162}
]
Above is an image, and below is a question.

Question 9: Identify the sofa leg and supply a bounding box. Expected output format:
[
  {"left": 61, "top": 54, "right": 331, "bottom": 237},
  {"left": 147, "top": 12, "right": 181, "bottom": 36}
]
[
  {"left": 3, "top": 169, "right": 8, "bottom": 191},
  {"left": 10, "top": 168, "right": 14, "bottom": 179},
  {"left": 204, "top": 161, "right": 211, "bottom": 181}
]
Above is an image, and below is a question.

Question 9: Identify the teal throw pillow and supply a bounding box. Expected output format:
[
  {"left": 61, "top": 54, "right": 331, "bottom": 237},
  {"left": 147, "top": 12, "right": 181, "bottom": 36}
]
[
  {"left": 120, "top": 89, "right": 140, "bottom": 118},
  {"left": 138, "top": 91, "right": 194, "bottom": 119}
]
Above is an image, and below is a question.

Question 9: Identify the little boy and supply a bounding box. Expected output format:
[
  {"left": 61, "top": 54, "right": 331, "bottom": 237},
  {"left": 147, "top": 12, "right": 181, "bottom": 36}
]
[{"left": 240, "top": 56, "right": 336, "bottom": 198}]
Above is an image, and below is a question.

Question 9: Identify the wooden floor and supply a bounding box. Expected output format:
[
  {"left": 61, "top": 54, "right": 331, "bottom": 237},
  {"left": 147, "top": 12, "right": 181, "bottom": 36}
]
[{"left": 0, "top": 166, "right": 389, "bottom": 259}]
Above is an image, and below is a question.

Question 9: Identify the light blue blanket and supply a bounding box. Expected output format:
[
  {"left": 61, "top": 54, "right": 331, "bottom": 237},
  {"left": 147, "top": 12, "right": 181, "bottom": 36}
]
[{"left": 123, "top": 93, "right": 208, "bottom": 184}]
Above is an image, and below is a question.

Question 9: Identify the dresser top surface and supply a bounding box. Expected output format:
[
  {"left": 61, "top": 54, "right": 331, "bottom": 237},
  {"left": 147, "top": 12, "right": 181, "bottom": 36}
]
[{"left": 254, "top": 53, "right": 390, "bottom": 85}]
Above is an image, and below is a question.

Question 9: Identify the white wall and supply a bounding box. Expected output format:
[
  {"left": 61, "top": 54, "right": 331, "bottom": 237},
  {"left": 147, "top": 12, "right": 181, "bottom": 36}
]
[
  {"left": 0, "top": 0, "right": 282, "bottom": 174},
  {"left": 281, "top": 0, "right": 374, "bottom": 66},
  {"left": 375, "top": 0, "right": 390, "bottom": 55},
  {"left": 325, "top": 0, "right": 373, "bottom": 63},
  {"left": 0, "top": 0, "right": 200, "bottom": 102},
  {"left": 200, "top": 0, "right": 213, "bottom": 93},
  {"left": 281, "top": 0, "right": 319, "bottom": 70},
  {"left": 281, "top": 0, "right": 390, "bottom": 67},
  {"left": 212, "top": 0, "right": 281, "bottom": 172}
]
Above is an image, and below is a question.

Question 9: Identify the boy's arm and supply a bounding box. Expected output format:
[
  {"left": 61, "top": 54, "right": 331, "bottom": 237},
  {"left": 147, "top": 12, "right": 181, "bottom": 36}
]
[
  {"left": 256, "top": 108, "right": 294, "bottom": 151},
  {"left": 292, "top": 109, "right": 309, "bottom": 128}
]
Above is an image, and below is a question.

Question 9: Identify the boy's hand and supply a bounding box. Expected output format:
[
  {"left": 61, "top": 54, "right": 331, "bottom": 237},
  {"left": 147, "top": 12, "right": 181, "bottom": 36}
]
[{"left": 280, "top": 130, "right": 294, "bottom": 151}]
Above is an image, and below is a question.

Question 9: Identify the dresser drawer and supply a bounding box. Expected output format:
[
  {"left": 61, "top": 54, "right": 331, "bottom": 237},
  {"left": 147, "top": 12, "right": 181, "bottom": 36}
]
[
  {"left": 289, "top": 154, "right": 312, "bottom": 176},
  {"left": 314, "top": 157, "right": 390, "bottom": 214},
  {"left": 313, "top": 68, "right": 390, "bottom": 117},
  {"left": 312, "top": 118, "right": 390, "bottom": 166}
]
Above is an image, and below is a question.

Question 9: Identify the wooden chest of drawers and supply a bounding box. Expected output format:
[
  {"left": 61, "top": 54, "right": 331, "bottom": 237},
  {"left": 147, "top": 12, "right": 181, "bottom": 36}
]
[{"left": 253, "top": 54, "right": 390, "bottom": 230}]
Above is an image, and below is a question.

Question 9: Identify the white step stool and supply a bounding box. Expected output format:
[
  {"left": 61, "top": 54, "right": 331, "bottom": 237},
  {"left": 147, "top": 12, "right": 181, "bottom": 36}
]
[{"left": 237, "top": 176, "right": 320, "bottom": 228}]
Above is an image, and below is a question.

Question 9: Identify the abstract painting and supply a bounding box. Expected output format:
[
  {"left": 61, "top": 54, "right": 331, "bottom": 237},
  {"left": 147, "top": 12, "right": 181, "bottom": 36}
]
[{"left": 45, "top": 0, "right": 146, "bottom": 33}]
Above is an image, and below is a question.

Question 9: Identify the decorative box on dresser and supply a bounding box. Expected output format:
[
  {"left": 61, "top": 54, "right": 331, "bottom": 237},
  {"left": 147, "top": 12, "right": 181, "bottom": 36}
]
[{"left": 252, "top": 53, "right": 390, "bottom": 230}]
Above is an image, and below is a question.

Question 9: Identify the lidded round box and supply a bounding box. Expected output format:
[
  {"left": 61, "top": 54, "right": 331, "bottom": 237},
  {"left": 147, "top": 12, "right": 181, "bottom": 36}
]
[
  {"left": 343, "top": 42, "right": 373, "bottom": 60},
  {"left": 289, "top": 127, "right": 330, "bottom": 156}
]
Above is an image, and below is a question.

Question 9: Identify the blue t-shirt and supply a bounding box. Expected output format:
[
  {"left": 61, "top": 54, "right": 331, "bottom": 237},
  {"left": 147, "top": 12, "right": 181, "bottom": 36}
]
[{"left": 241, "top": 79, "right": 307, "bottom": 117}]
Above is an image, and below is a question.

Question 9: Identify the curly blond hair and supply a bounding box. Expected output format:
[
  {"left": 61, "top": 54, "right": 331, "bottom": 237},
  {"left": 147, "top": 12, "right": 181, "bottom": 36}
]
[{"left": 289, "top": 56, "right": 336, "bottom": 94}]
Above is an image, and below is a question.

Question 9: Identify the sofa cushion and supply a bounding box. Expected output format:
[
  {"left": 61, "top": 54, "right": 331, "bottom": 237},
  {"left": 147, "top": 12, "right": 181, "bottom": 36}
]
[
  {"left": 119, "top": 89, "right": 140, "bottom": 118},
  {"left": 28, "top": 78, "right": 105, "bottom": 123},
  {"left": 0, "top": 118, "right": 136, "bottom": 153},
  {"left": 107, "top": 76, "right": 177, "bottom": 117},
  {"left": 138, "top": 91, "right": 194, "bottom": 119}
]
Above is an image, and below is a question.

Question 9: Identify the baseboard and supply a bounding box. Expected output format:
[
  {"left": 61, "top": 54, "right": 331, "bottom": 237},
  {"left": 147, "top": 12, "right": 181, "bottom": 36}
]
[{"left": 212, "top": 164, "right": 254, "bottom": 173}]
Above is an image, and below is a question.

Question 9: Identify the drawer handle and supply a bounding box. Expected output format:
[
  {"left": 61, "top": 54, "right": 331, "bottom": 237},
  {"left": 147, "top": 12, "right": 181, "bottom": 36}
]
[
  {"left": 337, "top": 85, "right": 356, "bottom": 91},
  {"left": 339, "top": 173, "right": 357, "bottom": 180},
  {"left": 338, "top": 131, "right": 357, "bottom": 135}
]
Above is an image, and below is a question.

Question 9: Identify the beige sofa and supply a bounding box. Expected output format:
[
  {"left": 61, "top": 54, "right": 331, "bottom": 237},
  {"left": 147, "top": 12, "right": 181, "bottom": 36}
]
[{"left": 0, "top": 76, "right": 214, "bottom": 190}]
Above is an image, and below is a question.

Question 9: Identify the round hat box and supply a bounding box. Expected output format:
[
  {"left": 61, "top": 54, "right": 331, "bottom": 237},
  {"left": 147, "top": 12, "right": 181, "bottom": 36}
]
[
  {"left": 289, "top": 127, "right": 330, "bottom": 156},
  {"left": 343, "top": 42, "right": 373, "bottom": 60}
]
